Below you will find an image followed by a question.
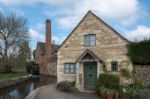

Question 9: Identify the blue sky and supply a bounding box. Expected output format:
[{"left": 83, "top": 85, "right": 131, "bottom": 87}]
[{"left": 0, "top": 0, "right": 150, "bottom": 50}]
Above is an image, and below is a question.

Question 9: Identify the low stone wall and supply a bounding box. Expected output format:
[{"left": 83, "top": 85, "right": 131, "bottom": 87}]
[
  {"left": 0, "top": 74, "right": 32, "bottom": 89},
  {"left": 25, "top": 85, "right": 48, "bottom": 99},
  {"left": 134, "top": 65, "right": 150, "bottom": 85},
  {"left": 25, "top": 87, "right": 40, "bottom": 99}
]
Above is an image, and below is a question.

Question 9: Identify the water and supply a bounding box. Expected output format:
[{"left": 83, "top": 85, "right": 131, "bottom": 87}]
[{"left": 0, "top": 75, "right": 56, "bottom": 99}]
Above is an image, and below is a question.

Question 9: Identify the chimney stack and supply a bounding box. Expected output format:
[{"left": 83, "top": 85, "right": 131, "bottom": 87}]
[{"left": 45, "top": 19, "right": 52, "bottom": 58}]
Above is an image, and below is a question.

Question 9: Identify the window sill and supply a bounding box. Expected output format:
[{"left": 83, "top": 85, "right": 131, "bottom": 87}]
[
  {"left": 64, "top": 74, "right": 76, "bottom": 75},
  {"left": 83, "top": 45, "right": 96, "bottom": 47},
  {"left": 111, "top": 71, "right": 119, "bottom": 74}
]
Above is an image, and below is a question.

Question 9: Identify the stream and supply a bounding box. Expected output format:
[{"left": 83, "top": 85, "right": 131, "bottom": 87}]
[{"left": 0, "top": 75, "right": 56, "bottom": 99}]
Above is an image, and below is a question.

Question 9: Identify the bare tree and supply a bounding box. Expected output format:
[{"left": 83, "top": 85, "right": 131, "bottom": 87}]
[
  {"left": 0, "top": 11, "right": 29, "bottom": 71},
  {"left": 17, "top": 41, "right": 31, "bottom": 65}
]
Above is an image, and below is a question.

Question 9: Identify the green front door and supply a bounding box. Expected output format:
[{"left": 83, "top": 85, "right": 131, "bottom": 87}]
[{"left": 84, "top": 62, "right": 97, "bottom": 88}]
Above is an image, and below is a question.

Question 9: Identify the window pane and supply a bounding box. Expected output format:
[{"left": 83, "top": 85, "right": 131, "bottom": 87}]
[
  {"left": 65, "top": 68, "right": 69, "bottom": 73},
  {"left": 65, "top": 64, "right": 69, "bottom": 68},
  {"left": 85, "top": 35, "right": 89, "bottom": 41},
  {"left": 70, "top": 68, "right": 74, "bottom": 73},
  {"left": 70, "top": 64, "right": 74, "bottom": 68},
  {"left": 90, "top": 40, "right": 95, "bottom": 46},
  {"left": 90, "top": 35, "right": 95, "bottom": 41},
  {"left": 73, "top": 69, "right": 76, "bottom": 73},
  {"left": 84, "top": 35, "right": 90, "bottom": 46}
]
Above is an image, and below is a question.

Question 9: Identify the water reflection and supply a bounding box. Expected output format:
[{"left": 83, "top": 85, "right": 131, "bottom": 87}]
[{"left": 0, "top": 75, "right": 56, "bottom": 99}]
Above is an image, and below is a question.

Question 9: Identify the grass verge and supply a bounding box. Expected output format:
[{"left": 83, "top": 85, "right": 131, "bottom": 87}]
[{"left": 0, "top": 72, "right": 29, "bottom": 80}]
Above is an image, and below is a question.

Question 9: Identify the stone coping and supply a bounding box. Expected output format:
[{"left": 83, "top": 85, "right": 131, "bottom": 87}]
[
  {"left": 25, "top": 85, "right": 48, "bottom": 99},
  {"left": 0, "top": 74, "right": 32, "bottom": 89}
]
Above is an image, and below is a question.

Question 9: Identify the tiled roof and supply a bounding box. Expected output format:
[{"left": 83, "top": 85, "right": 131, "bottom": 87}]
[
  {"left": 37, "top": 42, "right": 60, "bottom": 53},
  {"left": 37, "top": 42, "right": 45, "bottom": 52}
]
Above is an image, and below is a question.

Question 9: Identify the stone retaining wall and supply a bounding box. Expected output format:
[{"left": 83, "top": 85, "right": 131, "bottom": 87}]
[
  {"left": 0, "top": 74, "right": 32, "bottom": 89},
  {"left": 25, "top": 87, "right": 40, "bottom": 99},
  {"left": 134, "top": 65, "right": 150, "bottom": 85},
  {"left": 25, "top": 85, "right": 48, "bottom": 99}
]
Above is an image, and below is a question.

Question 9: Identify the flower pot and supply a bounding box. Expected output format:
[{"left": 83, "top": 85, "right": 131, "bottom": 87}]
[
  {"left": 100, "top": 91, "right": 107, "bottom": 97},
  {"left": 106, "top": 95, "right": 113, "bottom": 99}
]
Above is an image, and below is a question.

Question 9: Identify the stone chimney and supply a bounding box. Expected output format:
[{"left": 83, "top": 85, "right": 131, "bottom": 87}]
[{"left": 45, "top": 19, "right": 52, "bottom": 59}]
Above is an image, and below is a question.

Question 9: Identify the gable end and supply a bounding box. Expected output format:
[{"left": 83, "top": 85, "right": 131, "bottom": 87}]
[{"left": 58, "top": 10, "right": 130, "bottom": 50}]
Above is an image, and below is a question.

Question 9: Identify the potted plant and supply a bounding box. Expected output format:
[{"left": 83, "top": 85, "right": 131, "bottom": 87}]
[
  {"left": 106, "top": 89, "right": 115, "bottom": 99},
  {"left": 99, "top": 87, "right": 108, "bottom": 97},
  {"left": 114, "top": 92, "right": 119, "bottom": 99}
]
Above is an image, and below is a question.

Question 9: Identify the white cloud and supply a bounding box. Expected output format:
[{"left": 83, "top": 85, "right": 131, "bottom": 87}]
[
  {"left": 29, "top": 28, "right": 45, "bottom": 42},
  {"left": 1, "top": 0, "right": 147, "bottom": 43},
  {"left": 29, "top": 28, "right": 65, "bottom": 44},
  {"left": 125, "top": 25, "right": 150, "bottom": 41},
  {"left": 58, "top": 16, "right": 80, "bottom": 29},
  {"left": 0, "top": 0, "right": 22, "bottom": 5},
  {"left": 0, "top": 0, "right": 144, "bottom": 28},
  {"left": 48, "top": 0, "right": 143, "bottom": 29},
  {"left": 0, "top": 0, "right": 74, "bottom": 6}
]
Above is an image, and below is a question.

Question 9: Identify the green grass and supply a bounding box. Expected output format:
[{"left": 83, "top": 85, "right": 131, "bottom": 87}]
[{"left": 0, "top": 72, "right": 29, "bottom": 80}]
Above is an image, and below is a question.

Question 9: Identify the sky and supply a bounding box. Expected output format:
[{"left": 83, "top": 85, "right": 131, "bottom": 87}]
[{"left": 0, "top": 0, "right": 150, "bottom": 50}]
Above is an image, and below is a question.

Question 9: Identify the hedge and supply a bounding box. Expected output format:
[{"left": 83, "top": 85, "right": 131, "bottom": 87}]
[{"left": 127, "top": 39, "right": 150, "bottom": 65}]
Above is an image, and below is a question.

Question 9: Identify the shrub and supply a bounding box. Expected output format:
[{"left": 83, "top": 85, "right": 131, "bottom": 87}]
[
  {"left": 96, "top": 74, "right": 119, "bottom": 94},
  {"left": 0, "top": 64, "right": 5, "bottom": 73},
  {"left": 121, "top": 86, "right": 135, "bottom": 96},
  {"left": 119, "top": 81, "right": 144, "bottom": 96},
  {"left": 127, "top": 39, "right": 150, "bottom": 64},
  {"left": 56, "top": 81, "right": 78, "bottom": 92},
  {"left": 132, "top": 80, "right": 143, "bottom": 89},
  {"left": 147, "top": 85, "right": 150, "bottom": 89},
  {"left": 120, "top": 68, "right": 131, "bottom": 78},
  {"left": 0, "top": 63, "right": 11, "bottom": 73}
]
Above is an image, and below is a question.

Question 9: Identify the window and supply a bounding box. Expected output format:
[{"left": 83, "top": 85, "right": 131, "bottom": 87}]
[
  {"left": 84, "top": 34, "right": 96, "bottom": 46},
  {"left": 64, "top": 63, "right": 76, "bottom": 74},
  {"left": 111, "top": 61, "right": 118, "bottom": 72}
]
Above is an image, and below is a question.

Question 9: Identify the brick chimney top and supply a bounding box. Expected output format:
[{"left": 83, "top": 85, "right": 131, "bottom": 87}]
[{"left": 46, "top": 19, "right": 51, "bottom": 23}]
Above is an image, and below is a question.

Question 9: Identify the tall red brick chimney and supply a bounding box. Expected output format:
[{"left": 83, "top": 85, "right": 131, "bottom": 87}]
[{"left": 45, "top": 19, "right": 52, "bottom": 59}]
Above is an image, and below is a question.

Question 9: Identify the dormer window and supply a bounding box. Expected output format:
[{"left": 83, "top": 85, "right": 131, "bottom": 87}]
[{"left": 84, "top": 34, "right": 96, "bottom": 46}]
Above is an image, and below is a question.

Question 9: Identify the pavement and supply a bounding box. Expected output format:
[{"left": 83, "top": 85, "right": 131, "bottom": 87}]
[{"left": 35, "top": 84, "right": 102, "bottom": 99}]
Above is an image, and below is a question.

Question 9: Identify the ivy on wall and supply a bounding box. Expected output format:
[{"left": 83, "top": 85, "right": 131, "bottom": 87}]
[{"left": 127, "top": 39, "right": 150, "bottom": 65}]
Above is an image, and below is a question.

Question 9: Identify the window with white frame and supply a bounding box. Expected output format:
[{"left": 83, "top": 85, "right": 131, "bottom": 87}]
[{"left": 64, "top": 63, "right": 76, "bottom": 74}]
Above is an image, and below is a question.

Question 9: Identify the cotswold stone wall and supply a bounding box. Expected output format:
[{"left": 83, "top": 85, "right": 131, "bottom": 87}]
[
  {"left": 134, "top": 65, "right": 150, "bottom": 85},
  {"left": 48, "top": 62, "right": 57, "bottom": 76}
]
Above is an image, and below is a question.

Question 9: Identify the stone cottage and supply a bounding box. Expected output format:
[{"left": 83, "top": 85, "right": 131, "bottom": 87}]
[
  {"left": 34, "top": 19, "right": 59, "bottom": 76},
  {"left": 57, "top": 11, "right": 133, "bottom": 92}
]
